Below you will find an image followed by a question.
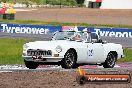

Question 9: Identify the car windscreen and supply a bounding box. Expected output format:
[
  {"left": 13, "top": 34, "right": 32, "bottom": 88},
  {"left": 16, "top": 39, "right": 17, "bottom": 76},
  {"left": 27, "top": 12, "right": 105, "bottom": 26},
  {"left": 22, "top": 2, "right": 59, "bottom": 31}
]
[
  {"left": 52, "top": 31, "right": 75, "bottom": 40},
  {"left": 52, "top": 31, "right": 92, "bottom": 42}
]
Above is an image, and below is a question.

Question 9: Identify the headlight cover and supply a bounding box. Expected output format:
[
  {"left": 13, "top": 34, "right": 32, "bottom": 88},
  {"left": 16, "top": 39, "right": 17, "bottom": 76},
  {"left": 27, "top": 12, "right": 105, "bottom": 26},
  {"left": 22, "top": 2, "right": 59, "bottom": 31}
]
[
  {"left": 55, "top": 45, "right": 62, "bottom": 53},
  {"left": 23, "top": 44, "right": 29, "bottom": 49}
]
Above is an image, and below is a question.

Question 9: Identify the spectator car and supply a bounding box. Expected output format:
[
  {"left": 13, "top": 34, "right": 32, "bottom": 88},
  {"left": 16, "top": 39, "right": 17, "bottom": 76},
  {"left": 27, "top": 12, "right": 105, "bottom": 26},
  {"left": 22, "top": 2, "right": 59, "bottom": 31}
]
[{"left": 22, "top": 31, "right": 124, "bottom": 69}]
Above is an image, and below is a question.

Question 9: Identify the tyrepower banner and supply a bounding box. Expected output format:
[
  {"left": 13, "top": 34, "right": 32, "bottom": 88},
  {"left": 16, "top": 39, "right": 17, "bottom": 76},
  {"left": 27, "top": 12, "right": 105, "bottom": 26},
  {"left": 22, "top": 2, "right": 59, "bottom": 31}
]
[
  {"left": 62, "top": 26, "right": 132, "bottom": 38},
  {"left": 0, "top": 23, "right": 62, "bottom": 34},
  {"left": 92, "top": 28, "right": 132, "bottom": 37},
  {"left": 0, "top": 23, "right": 132, "bottom": 38}
]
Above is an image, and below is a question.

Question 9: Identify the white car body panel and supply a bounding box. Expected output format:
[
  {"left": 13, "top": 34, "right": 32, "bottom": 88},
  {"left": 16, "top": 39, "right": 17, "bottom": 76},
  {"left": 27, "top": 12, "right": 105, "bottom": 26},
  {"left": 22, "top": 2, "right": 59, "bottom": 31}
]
[
  {"left": 23, "top": 40, "right": 123, "bottom": 63},
  {"left": 23, "top": 40, "right": 124, "bottom": 64}
]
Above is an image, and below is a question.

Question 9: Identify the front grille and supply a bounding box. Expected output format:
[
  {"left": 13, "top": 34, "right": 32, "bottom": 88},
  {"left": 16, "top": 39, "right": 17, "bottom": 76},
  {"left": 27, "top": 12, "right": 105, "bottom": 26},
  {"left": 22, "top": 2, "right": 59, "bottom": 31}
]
[{"left": 27, "top": 49, "right": 52, "bottom": 56}]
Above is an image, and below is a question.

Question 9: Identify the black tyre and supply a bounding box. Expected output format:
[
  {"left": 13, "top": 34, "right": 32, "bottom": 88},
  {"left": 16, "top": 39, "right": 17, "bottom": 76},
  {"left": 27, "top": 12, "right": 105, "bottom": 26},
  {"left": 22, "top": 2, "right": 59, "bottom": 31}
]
[
  {"left": 76, "top": 76, "right": 87, "bottom": 85},
  {"left": 103, "top": 52, "right": 116, "bottom": 68},
  {"left": 61, "top": 50, "right": 77, "bottom": 69},
  {"left": 24, "top": 60, "right": 39, "bottom": 69}
]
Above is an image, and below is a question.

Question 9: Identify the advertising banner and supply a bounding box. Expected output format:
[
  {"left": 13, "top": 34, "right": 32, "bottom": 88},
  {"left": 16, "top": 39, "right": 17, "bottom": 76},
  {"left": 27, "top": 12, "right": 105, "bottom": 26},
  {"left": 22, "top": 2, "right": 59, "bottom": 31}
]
[
  {"left": 92, "top": 28, "right": 132, "bottom": 38},
  {"left": 62, "top": 26, "right": 132, "bottom": 38},
  {"left": 0, "top": 23, "right": 62, "bottom": 35},
  {"left": 0, "top": 23, "right": 132, "bottom": 38}
]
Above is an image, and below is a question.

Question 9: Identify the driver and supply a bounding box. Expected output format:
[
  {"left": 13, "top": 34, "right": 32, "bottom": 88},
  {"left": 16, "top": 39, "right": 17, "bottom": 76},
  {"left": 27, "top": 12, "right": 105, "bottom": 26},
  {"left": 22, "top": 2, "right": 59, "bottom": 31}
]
[{"left": 72, "top": 33, "right": 81, "bottom": 41}]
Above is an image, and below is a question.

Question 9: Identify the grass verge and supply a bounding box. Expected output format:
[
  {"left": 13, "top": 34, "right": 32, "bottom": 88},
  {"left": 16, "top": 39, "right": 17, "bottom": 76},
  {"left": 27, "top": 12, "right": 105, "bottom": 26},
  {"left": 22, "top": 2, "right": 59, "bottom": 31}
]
[
  {"left": 117, "top": 48, "right": 132, "bottom": 63},
  {"left": 0, "top": 38, "right": 31, "bottom": 64},
  {"left": 0, "top": 37, "right": 131, "bottom": 64},
  {"left": 0, "top": 20, "right": 132, "bottom": 28}
]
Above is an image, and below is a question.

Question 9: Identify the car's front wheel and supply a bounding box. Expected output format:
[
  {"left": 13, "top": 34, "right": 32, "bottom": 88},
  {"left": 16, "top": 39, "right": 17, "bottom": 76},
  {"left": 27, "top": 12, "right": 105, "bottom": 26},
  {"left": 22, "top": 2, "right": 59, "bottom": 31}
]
[
  {"left": 61, "top": 50, "right": 77, "bottom": 69},
  {"left": 24, "top": 60, "right": 39, "bottom": 69},
  {"left": 103, "top": 52, "right": 116, "bottom": 68}
]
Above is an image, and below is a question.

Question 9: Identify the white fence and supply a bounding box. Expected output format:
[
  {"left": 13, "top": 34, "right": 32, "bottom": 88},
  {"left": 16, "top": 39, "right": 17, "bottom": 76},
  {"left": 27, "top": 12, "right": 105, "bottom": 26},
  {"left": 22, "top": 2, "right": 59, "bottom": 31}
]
[{"left": 100, "top": 0, "right": 132, "bottom": 9}]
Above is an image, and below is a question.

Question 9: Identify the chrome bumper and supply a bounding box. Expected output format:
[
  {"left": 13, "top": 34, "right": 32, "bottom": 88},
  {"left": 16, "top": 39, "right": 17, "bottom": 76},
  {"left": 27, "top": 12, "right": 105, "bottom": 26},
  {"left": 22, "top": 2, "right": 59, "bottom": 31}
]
[{"left": 22, "top": 55, "right": 63, "bottom": 62}]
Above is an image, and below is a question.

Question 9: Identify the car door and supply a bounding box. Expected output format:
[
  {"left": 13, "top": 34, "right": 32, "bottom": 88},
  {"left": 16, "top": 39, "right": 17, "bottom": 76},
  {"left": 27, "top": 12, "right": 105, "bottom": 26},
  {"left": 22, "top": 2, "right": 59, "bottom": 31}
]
[
  {"left": 76, "top": 32, "right": 104, "bottom": 64},
  {"left": 86, "top": 43, "right": 104, "bottom": 63},
  {"left": 85, "top": 33, "right": 104, "bottom": 63}
]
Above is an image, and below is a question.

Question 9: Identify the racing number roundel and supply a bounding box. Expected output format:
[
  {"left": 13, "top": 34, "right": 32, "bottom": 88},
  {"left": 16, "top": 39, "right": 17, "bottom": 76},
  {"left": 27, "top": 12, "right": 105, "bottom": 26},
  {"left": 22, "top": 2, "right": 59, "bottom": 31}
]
[{"left": 88, "top": 49, "right": 93, "bottom": 58}]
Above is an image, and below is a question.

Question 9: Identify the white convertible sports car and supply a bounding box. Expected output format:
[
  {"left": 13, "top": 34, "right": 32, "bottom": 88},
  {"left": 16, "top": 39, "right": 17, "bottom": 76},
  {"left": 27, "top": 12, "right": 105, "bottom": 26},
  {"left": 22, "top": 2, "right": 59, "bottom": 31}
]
[{"left": 22, "top": 31, "right": 124, "bottom": 69}]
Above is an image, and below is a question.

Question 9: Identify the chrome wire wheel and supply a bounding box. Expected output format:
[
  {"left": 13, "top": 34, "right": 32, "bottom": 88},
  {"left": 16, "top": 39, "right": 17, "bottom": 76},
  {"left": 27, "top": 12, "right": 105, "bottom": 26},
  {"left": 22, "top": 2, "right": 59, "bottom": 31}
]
[
  {"left": 107, "top": 53, "right": 115, "bottom": 67},
  {"left": 65, "top": 52, "right": 75, "bottom": 67},
  {"left": 61, "top": 50, "right": 77, "bottom": 69},
  {"left": 103, "top": 52, "right": 116, "bottom": 68}
]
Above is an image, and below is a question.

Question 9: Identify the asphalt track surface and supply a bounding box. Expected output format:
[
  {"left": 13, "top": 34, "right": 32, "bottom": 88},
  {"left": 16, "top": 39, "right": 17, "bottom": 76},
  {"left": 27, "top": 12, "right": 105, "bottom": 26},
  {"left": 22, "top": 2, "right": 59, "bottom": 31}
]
[
  {"left": 0, "top": 32, "right": 132, "bottom": 48},
  {"left": 0, "top": 62, "right": 132, "bottom": 72},
  {"left": 0, "top": 67, "right": 132, "bottom": 73},
  {"left": 0, "top": 32, "right": 53, "bottom": 41}
]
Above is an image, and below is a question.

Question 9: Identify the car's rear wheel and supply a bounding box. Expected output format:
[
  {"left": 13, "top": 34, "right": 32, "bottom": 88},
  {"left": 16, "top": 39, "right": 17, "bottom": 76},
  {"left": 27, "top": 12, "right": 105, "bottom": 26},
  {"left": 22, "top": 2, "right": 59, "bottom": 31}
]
[
  {"left": 61, "top": 50, "right": 77, "bottom": 69},
  {"left": 103, "top": 52, "right": 116, "bottom": 68},
  {"left": 24, "top": 60, "right": 39, "bottom": 69}
]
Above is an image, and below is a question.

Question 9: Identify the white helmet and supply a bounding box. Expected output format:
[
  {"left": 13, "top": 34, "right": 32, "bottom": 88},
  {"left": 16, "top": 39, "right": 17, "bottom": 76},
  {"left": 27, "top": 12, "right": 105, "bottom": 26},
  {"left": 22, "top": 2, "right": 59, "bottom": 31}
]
[{"left": 83, "top": 27, "right": 91, "bottom": 33}]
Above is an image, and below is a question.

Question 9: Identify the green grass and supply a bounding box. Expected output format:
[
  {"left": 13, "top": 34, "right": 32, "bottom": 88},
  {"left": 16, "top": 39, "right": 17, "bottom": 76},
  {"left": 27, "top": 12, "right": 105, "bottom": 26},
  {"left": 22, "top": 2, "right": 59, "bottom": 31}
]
[
  {"left": 1, "top": 0, "right": 78, "bottom": 6},
  {"left": 0, "top": 38, "right": 31, "bottom": 64},
  {"left": 0, "top": 37, "right": 131, "bottom": 64},
  {"left": 1, "top": 20, "right": 132, "bottom": 28},
  {"left": 117, "top": 48, "right": 132, "bottom": 63}
]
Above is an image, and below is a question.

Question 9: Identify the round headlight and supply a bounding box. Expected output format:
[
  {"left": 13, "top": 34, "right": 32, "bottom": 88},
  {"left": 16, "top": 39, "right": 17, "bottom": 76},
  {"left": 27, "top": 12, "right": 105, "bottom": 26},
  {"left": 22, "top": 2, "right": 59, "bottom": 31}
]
[
  {"left": 55, "top": 45, "right": 62, "bottom": 53},
  {"left": 23, "top": 44, "right": 29, "bottom": 49}
]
